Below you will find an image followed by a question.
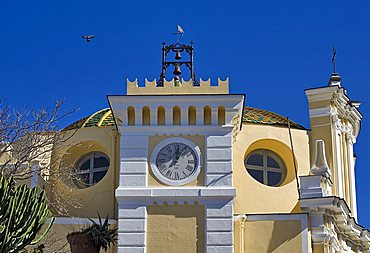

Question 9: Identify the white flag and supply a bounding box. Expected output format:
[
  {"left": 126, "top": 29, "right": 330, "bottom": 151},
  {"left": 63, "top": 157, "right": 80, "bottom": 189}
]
[{"left": 177, "top": 24, "right": 184, "bottom": 34}]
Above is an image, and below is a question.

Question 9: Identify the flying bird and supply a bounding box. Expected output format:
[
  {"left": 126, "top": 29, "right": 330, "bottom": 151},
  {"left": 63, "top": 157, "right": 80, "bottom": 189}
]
[{"left": 82, "top": 35, "right": 95, "bottom": 42}]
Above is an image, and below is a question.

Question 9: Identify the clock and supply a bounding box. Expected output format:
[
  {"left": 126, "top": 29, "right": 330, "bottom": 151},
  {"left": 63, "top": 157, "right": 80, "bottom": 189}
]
[{"left": 150, "top": 137, "right": 202, "bottom": 186}]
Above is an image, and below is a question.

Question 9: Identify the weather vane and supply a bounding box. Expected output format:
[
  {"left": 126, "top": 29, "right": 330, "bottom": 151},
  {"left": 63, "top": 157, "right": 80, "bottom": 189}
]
[
  {"left": 173, "top": 24, "right": 184, "bottom": 43},
  {"left": 332, "top": 46, "right": 337, "bottom": 73}
]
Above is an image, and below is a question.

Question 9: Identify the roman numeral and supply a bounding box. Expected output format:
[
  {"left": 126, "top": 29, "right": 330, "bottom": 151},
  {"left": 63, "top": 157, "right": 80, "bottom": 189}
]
[
  {"left": 188, "top": 159, "right": 194, "bottom": 164},
  {"left": 174, "top": 172, "right": 179, "bottom": 180},
  {"left": 186, "top": 165, "right": 193, "bottom": 172},
  {"left": 166, "top": 170, "right": 172, "bottom": 178}
]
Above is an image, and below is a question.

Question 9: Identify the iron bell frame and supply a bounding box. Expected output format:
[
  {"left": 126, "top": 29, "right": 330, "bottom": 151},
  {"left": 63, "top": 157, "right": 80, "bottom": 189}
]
[{"left": 158, "top": 42, "right": 199, "bottom": 86}]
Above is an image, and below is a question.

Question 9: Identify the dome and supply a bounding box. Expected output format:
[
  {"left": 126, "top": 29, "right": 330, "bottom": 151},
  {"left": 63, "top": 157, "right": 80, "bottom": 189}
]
[
  {"left": 65, "top": 107, "right": 306, "bottom": 130},
  {"left": 64, "top": 108, "right": 115, "bottom": 130},
  {"left": 242, "top": 107, "right": 306, "bottom": 130}
]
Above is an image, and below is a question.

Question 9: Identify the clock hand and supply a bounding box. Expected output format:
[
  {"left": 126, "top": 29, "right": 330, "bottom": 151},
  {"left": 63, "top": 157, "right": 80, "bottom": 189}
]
[
  {"left": 176, "top": 145, "right": 180, "bottom": 158},
  {"left": 173, "top": 145, "right": 181, "bottom": 162}
]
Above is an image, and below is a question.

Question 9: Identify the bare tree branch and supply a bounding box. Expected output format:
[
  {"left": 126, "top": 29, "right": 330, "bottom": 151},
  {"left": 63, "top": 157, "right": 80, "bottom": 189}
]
[{"left": 0, "top": 99, "right": 84, "bottom": 217}]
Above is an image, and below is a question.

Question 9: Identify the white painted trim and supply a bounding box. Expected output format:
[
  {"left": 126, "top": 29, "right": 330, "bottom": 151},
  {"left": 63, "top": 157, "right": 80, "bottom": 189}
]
[
  {"left": 309, "top": 107, "right": 334, "bottom": 118},
  {"left": 235, "top": 213, "right": 309, "bottom": 253},
  {"left": 115, "top": 187, "right": 236, "bottom": 199},
  {"left": 150, "top": 137, "right": 202, "bottom": 186},
  {"left": 305, "top": 86, "right": 339, "bottom": 99},
  {"left": 108, "top": 94, "right": 244, "bottom": 104},
  {"left": 118, "top": 125, "right": 234, "bottom": 135},
  {"left": 52, "top": 217, "right": 118, "bottom": 225}
]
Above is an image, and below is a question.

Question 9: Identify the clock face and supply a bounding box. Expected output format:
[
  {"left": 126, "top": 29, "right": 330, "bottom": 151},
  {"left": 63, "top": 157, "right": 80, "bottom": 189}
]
[{"left": 151, "top": 138, "right": 201, "bottom": 185}]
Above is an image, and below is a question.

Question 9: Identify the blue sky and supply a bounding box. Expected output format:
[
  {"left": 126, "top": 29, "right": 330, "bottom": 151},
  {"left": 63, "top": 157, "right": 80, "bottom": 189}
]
[{"left": 1, "top": 0, "right": 370, "bottom": 227}]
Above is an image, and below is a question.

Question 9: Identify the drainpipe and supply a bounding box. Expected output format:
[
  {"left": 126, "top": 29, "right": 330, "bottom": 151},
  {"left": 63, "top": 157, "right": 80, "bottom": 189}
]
[
  {"left": 110, "top": 130, "right": 118, "bottom": 220},
  {"left": 234, "top": 214, "right": 247, "bottom": 253},
  {"left": 240, "top": 215, "right": 247, "bottom": 253}
]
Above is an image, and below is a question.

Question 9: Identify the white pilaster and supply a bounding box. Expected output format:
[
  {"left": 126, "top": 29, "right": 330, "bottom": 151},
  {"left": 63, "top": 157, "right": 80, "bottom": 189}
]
[
  {"left": 135, "top": 108, "right": 142, "bottom": 126},
  {"left": 165, "top": 108, "right": 173, "bottom": 126},
  {"left": 150, "top": 108, "right": 157, "bottom": 126},
  {"left": 196, "top": 108, "right": 204, "bottom": 125},
  {"left": 206, "top": 203, "right": 234, "bottom": 253},
  {"left": 181, "top": 107, "right": 188, "bottom": 125},
  {"left": 211, "top": 108, "right": 218, "bottom": 125},
  {"left": 347, "top": 140, "right": 357, "bottom": 219},
  {"left": 119, "top": 135, "right": 148, "bottom": 187},
  {"left": 333, "top": 121, "right": 344, "bottom": 198},
  {"left": 118, "top": 205, "right": 147, "bottom": 253},
  {"left": 206, "top": 135, "right": 233, "bottom": 187}
]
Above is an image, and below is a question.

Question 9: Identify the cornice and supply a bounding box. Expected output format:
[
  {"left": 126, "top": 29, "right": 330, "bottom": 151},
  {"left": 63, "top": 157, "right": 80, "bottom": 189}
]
[{"left": 300, "top": 196, "right": 370, "bottom": 250}]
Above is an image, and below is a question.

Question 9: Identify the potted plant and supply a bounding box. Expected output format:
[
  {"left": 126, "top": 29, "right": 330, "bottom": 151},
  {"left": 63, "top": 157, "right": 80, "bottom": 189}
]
[{"left": 67, "top": 213, "right": 117, "bottom": 253}]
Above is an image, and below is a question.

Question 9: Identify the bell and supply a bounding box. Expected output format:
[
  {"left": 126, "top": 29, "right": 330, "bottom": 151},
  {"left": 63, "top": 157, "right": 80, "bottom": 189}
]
[
  {"left": 175, "top": 50, "right": 182, "bottom": 60},
  {"left": 173, "top": 64, "right": 182, "bottom": 75}
]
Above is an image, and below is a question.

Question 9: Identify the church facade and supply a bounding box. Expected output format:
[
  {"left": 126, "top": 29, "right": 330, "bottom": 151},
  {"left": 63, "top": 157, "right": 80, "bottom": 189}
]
[{"left": 25, "top": 43, "right": 370, "bottom": 252}]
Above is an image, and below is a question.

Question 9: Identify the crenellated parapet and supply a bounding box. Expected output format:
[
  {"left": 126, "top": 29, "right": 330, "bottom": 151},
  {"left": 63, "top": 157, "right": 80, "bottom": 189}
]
[{"left": 127, "top": 78, "right": 229, "bottom": 95}]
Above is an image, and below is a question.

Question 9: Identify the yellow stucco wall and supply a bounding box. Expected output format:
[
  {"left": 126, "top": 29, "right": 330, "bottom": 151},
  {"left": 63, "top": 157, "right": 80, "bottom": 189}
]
[
  {"left": 233, "top": 123, "right": 310, "bottom": 214},
  {"left": 147, "top": 203, "right": 205, "bottom": 253},
  {"left": 234, "top": 219, "right": 304, "bottom": 253},
  {"left": 147, "top": 135, "right": 205, "bottom": 186},
  {"left": 48, "top": 126, "right": 119, "bottom": 219}
]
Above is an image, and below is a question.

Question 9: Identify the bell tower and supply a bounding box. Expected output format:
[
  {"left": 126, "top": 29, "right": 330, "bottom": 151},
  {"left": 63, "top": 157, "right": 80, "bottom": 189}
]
[{"left": 108, "top": 39, "right": 245, "bottom": 253}]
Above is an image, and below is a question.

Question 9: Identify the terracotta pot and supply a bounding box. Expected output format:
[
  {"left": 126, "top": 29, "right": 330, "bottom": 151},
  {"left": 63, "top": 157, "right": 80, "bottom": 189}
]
[{"left": 67, "top": 232, "right": 100, "bottom": 253}]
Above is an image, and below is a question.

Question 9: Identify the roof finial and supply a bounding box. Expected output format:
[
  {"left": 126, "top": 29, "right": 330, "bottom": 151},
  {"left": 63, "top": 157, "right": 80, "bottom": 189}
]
[
  {"left": 328, "top": 46, "right": 342, "bottom": 86},
  {"left": 332, "top": 46, "right": 337, "bottom": 74}
]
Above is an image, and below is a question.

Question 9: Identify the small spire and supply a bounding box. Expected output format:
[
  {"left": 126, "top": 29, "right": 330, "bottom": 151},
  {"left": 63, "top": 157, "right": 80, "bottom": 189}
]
[
  {"left": 328, "top": 46, "right": 342, "bottom": 86},
  {"left": 332, "top": 46, "right": 337, "bottom": 73}
]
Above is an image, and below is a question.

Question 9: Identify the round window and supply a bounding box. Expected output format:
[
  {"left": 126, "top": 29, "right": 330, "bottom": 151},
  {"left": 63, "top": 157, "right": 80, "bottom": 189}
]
[
  {"left": 72, "top": 152, "right": 110, "bottom": 188},
  {"left": 244, "top": 149, "right": 286, "bottom": 186}
]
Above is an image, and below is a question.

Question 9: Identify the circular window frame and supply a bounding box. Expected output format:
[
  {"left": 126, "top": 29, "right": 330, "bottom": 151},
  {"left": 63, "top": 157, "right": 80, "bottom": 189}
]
[
  {"left": 244, "top": 149, "right": 286, "bottom": 187},
  {"left": 72, "top": 151, "right": 110, "bottom": 189}
]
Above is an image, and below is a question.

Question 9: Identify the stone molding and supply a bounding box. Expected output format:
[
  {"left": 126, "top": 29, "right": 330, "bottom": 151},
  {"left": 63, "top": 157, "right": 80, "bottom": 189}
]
[{"left": 300, "top": 197, "right": 370, "bottom": 251}]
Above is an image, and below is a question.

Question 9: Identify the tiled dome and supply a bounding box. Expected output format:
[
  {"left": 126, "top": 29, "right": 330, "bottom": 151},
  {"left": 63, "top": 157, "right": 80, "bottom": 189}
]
[
  {"left": 242, "top": 107, "right": 306, "bottom": 130},
  {"left": 65, "top": 107, "right": 306, "bottom": 130},
  {"left": 64, "top": 108, "right": 115, "bottom": 130}
]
